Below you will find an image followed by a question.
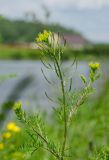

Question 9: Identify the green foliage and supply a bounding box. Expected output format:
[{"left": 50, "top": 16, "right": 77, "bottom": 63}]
[
  {"left": 0, "top": 16, "right": 78, "bottom": 43},
  {"left": 80, "top": 75, "right": 87, "bottom": 84},
  {"left": 1, "top": 76, "right": 109, "bottom": 160},
  {"left": 90, "top": 148, "right": 109, "bottom": 160},
  {"left": 0, "top": 34, "right": 3, "bottom": 43}
]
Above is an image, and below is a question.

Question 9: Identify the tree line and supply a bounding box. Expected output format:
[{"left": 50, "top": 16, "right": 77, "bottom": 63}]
[{"left": 0, "top": 15, "right": 79, "bottom": 44}]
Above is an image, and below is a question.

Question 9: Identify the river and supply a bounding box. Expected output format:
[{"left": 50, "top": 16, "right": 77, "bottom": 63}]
[{"left": 0, "top": 60, "right": 108, "bottom": 112}]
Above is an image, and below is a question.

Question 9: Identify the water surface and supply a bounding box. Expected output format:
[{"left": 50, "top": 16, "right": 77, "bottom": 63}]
[{"left": 0, "top": 60, "right": 108, "bottom": 112}]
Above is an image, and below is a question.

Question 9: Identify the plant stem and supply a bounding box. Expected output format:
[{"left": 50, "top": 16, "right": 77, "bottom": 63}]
[
  {"left": 53, "top": 55, "right": 67, "bottom": 160},
  {"left": 32, "top": 127, "right": 60, "bottom": 159},
  {"left": 68, "top": 83, "right": 91, "bottom": 124}
]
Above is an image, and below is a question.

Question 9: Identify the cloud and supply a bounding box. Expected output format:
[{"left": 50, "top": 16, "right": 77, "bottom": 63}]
[
  {"left": 42, "top": 0, "right": 109, "bottom": 9},
  {"left": 0, "top": 0, "right": 109, "bottom": 18},
  {"left": 0, "top": 0, "right": 42, "bottom": 18}
]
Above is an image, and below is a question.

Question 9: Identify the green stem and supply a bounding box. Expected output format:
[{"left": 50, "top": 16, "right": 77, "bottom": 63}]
[{"left": 53, "top": 55, "right": 67, "bottom": 160}]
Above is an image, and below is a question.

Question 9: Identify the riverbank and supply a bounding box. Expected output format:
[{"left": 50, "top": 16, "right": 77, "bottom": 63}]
[{"left": 0, "top": 44, "right": 109, "bottom": 61}]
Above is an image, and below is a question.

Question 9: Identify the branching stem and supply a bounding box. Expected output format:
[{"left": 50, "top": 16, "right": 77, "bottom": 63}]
[{"left": 32, "top": 127, "right": 60, "bottom": 159}]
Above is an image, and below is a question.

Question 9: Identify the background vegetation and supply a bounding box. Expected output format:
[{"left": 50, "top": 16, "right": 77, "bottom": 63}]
[
  {"left": 0, "top": 15, "right": 79, "bottom": 44},
  {"left": 0, "top": 44, "right": 109, "bottom": 60}
]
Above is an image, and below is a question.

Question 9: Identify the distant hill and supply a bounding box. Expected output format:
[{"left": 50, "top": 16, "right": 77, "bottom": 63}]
[{"left": 0, "top": 16, "right": 81, "bottom": 43}]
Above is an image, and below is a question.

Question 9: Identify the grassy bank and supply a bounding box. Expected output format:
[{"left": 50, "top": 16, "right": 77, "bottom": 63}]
[
  {"left": 0, "top": 45, "right": 40, "bottom": 60},
  {"left": 0, "top": 44, "right": 109, "bottom": 60}
]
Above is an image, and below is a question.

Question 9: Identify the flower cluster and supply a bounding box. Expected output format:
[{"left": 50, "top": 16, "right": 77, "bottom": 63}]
[
  {"left": 2, "top": 132, "right": 11, "bottom": 139},
  {"left": 89, "top": 62, "right": 100, "bottom": 71},
  {"left": 36, "top": 30, "right": 52, "bottom": 43},
  {"left": 0, "top": 122, "right": 21, "bottom": 151},
  {"left": 89, "top": 62, "right": 100, "bottom": 83},
  {"left": 0, "top": 121, "right": 25, "bottom": 159},
  {"left": 7, "top": 122, "right": 21, "bottom": 132},
  {"left": 14, "top": 101, "right": 22, "bottom": 111}
]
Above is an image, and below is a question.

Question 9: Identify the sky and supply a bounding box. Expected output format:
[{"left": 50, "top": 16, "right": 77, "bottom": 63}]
[{"left": 0, "top": 0, "right": 109, "bottom": 43}]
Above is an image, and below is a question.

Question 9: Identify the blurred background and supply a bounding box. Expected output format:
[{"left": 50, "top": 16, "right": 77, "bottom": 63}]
[
  {"left": 1, "top": 1, "right": 109, "bottom": 159},
  {"left": 0, "top": 0, "right": 109, "bottom": 124}
]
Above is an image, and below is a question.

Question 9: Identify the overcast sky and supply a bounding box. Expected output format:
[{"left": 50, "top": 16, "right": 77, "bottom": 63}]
[{"left": 0, "top": 0, "right": 109, "bottom": 42}]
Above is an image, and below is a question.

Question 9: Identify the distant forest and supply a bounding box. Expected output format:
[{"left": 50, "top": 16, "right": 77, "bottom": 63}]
[{"left": 0, "top": 15, "right": 80, "bottom": 43}]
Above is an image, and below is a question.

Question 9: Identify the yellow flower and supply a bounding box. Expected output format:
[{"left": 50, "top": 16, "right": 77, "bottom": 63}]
[
  {"left": 7, "top": 122, "right": 21, "bottom": 133},
  {"left": 0, "top": 143, "right": 4, "bottom": 150},
  {"left": 7, "top": 122, "right": 16, "bottom": 131},
  {"left": 36, "top": 30, "right": 52, "bottom": 43},
  {"left": 2, "top": 132, "right": 11, "bottom": 139},
  {"left": 89, "top": 62, "right": 100, "bottom": 71}
]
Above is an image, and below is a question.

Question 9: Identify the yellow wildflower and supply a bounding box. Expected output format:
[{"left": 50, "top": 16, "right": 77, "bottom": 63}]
[
  {"left": 7, "top": 122, "right": 21, "bottom": 133},
  {"left": 0, "top": 143, "right": 4, "bottom": 150},
  {"left": 36, "top": 30, "right": 52, "bottom": 43},
  {"left": 2, "top": 132, "right": 11, "bottom": 139},
  {"left": 7, "top": 122, "right": 16, "bottom": 131},
  {"left": 89, "top": 62, "right": 100, "bottom": 71}
]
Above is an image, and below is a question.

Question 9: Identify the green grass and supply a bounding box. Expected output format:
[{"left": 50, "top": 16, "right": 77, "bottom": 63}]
[
  {"left": 2, "top": 78, "right": 108, "bottom": 160},
  {"left": 0, "top": 45, "right": 40, "bottom": 60},
  {"left": 0, "top": 44, "right": 109, "bottom": 61}
]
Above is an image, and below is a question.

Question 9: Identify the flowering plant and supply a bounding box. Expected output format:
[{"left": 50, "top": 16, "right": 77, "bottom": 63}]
[{"left": 14, "top": 30, "right": 100, "bottom": 160}]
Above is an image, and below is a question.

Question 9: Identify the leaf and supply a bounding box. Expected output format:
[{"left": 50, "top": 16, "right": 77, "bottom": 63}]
[
  {"left": 80, "top": 75, "right": 87, "bottom": 84},
  {"left": 95, "top": 73, "right": 101, "bottom": 80},
  {"left": 69, "top": 78, "right": 72, "bottom": 91},
  {"left": 41, "top": 68, "right": 52, "bottom": 85}
]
